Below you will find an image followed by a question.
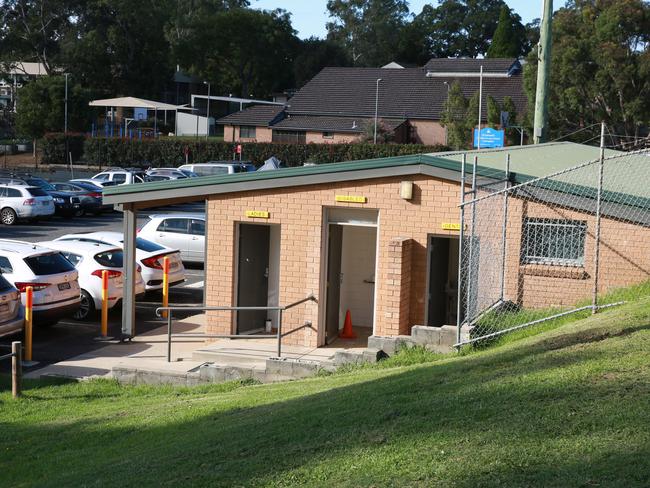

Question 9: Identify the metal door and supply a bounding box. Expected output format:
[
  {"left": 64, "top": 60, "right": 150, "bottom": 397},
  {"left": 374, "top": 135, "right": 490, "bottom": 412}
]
[
  {"left": 325, "top": 224, "right": 343, "bottom": 343},
  {"left": 237, "top": 224, "right": 270, "bottom": 333}
]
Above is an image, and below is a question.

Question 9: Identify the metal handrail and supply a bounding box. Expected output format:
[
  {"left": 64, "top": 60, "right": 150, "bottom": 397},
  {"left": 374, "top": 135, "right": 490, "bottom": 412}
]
[{"left": 157, "top": 294, "right": 317, "bottom": 362}]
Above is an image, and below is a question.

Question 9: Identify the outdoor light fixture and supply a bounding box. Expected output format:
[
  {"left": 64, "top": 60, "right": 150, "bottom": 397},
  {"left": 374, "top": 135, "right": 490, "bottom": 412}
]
[{"left": 400, "top": 181, "right": 413, "bottom": 200}]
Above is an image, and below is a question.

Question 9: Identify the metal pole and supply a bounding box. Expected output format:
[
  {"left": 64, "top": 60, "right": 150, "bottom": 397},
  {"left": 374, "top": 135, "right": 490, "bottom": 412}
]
[
  {"left": 592, "top": 122, "right": 605, "bottom": 313},
  {"left": 499, "top": 154, "right": 510, "bottom": 301},
  {"left": 64, "top": 73, "right": 68, "bottom": 134},
  {"left": 12, "top": 341, "right": 21, "bottom": 399},
  {"left": 121, "top": 204, "right": 137, "bottom": 338},
  {"left": 205, "top": 82, "right": 211, "bottom": 140},
  {"left": 455, "top": 154, "right": 467, "bottom": 347},
  {"left": 533, "top": 0, "right": 554, "bottom": 144},
  {"left": 167, "top": 312, "right": 172, "bottom": 362},
  {"left": 277, "top": 309, "right": 283, "bottom": 358},
  {"left": 477, "top": 66, "right": 483, "bottom": 149},
  {"left": 465, "top": 156, "right": 478, "bottom": 324},
  {"left": 373, "top": 78, "right": 382, "bottom": 144}
]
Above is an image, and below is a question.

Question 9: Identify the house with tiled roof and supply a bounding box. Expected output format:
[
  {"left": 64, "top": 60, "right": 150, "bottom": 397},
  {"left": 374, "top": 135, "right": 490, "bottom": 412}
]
[{"left": 218, "top": 58, "right": 527, "bottom": 146}]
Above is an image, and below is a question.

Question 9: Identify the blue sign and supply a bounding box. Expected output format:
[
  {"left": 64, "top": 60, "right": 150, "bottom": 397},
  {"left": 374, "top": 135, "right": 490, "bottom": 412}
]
[
  {"left": 473, "top": 127, "right": 505, "bottom": 148},
  {"left": 134, "top": 108, "right": 148, "bottom": 121}
]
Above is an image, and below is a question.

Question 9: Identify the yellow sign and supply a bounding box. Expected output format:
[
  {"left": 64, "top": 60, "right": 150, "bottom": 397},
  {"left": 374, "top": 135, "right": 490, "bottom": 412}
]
[
  {"left": 441, "top": 223, "right": 462, "bottom": 231},
  {"left": 335, "top": 195, "right": 367, "bottom": 203},
  {"left": 245, "top": 210, "right": 270, "bottom": 218}
]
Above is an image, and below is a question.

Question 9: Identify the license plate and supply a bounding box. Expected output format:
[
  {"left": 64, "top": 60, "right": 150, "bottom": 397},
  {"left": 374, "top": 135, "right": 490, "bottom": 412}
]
[
  {"left": 58, "top": 282, "right": 71, "bottom": 291},
  {"left": 0, "top": 304, "right": 8, "bottom": 312},
  {"left": 42, "top": 201, "right": 50, "bottom": 206}
]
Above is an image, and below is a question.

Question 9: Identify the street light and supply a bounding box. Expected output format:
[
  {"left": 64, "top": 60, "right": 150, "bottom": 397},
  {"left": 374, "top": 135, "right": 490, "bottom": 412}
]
[
  {"left": 204, "top": 81, "right": 211, "bottom": 140},
  {"left": 443, "top": 81, "right": 450, "bottom": 146},
  {"left": 373, "top": 78, "right": 382, "bottom": 144}
]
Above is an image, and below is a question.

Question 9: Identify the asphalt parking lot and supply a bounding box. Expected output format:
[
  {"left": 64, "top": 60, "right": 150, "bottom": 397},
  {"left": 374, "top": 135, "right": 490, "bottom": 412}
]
[{"left": 0, "top": 201, "right": 206, "bottom": 374}]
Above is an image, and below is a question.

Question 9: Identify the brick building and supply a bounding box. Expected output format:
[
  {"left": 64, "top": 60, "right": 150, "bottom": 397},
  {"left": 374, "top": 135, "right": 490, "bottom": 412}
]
[
  {"left": 218, "top": 58, "right": 526, "bottom": 146},
  {"left": 104, "top": 142, "right": 649, "bottom": 348}
]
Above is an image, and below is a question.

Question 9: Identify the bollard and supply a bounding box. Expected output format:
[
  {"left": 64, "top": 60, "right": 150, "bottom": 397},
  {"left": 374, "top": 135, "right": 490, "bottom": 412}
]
[
  {"left": 162, "top": 256, "right": 170, "bottom": 319},
  {"left": 101, "top": 270, "right": 109, "bottom": 337},
  {"left": 12, "top": 341, "right": 22, "bottom": 399},
  {"left": 25, "top": 286, "right": 33, "bottom": 362}
]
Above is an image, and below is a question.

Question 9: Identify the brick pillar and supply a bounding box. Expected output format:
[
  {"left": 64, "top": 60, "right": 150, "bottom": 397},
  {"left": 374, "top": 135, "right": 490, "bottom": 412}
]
[{"left": 378, "top": 237, "right": 413, "bottom": 336}]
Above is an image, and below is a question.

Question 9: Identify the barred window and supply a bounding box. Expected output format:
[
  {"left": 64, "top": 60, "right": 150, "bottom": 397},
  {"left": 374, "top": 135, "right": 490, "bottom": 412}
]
[
  {"left": 521, "top": 218, "right": 587, "bottom": 266},
  {"left": 240, "top": 126, "right": 257, "bottom": 138}
]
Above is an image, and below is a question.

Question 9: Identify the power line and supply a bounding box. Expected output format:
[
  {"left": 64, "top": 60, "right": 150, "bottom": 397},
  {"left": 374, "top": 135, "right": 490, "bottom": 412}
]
[{"left": 548, "top": 123, "right": 601, "bottom": 143}]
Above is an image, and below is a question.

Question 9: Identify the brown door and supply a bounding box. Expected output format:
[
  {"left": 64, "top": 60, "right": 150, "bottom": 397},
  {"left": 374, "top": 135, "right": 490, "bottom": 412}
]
[
  {"left": 237, "top": 224, "right": 270, "bottom": 333},
  {"left": 426, "top": 236, "right": 450, "bottom": 327},
  {"left": 325, "top": 224, "right": 343, "bottom": 343}
]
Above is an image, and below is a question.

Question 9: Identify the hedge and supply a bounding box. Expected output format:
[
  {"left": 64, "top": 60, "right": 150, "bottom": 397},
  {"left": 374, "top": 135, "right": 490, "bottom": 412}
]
[
  {"left": 42, "top": 133, "right": 86, "bottom": 163},
  {"left": 80, "top": 138, "right": 449, "bottom": 168}
]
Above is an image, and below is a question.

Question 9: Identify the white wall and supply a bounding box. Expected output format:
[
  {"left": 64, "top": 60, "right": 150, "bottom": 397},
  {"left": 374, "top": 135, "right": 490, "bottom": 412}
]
[
  {"left": 339, "top": 226, "right": 377, "bottom": 328},
  {"left": 176, "top": 112, "right": 212, "bottom": 136}
]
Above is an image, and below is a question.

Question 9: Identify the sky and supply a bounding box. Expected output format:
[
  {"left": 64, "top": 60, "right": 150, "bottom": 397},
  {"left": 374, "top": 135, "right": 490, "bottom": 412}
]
[{"left": 250, "top": 1, "right": 563, "bottom": 39}]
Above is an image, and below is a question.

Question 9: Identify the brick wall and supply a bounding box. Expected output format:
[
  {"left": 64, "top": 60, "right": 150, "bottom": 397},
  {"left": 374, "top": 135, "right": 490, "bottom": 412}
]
[
  {"left": 408, "top": 120, "right": 447, "bottom": 145},
  {"left": 305, "top": 131, "right": 360, "bottom": 144}
]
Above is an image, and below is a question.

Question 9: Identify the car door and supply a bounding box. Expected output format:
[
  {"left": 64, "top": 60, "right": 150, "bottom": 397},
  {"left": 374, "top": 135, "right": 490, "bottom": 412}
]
[
  {"left": 188, "top": 219, "right": 205, "bottom": 262},
  {"left": 155, "top": 218, "right": 191, "bottom": 260}
]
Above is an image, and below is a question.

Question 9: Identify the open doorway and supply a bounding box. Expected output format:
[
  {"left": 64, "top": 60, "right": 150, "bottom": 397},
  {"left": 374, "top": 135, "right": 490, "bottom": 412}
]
[
  {"left": 425, "top": 236, "right": 460, "bottom": 327},
  {"left": 324, "top": 209, "right": 378, "bottom": 345},
  {"left": 236, "top": 223, "right": 280, "bottom": 334}
]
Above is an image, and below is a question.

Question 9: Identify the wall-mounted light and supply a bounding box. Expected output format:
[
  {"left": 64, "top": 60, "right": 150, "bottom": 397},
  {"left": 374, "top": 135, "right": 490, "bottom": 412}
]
[{"left": 400, "top": 180, "right": 413, "bottom": 200}]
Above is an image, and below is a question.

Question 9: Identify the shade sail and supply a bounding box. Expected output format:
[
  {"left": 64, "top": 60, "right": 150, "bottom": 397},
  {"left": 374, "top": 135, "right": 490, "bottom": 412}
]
[{"left": 89, "top": 96, "right": 190, "bottom": 111}]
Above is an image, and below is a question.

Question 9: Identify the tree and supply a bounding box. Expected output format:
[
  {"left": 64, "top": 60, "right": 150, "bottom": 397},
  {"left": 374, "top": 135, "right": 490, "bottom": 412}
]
[
  {"left": 487, "top": 5, "right": 527, "bottom": 58},
  {"left": 524, "top": 0, "right": 650, "bottom": 143},
  {"left": 15, "top": 75, "right": 92, "bottom": 138},
  {"left": 360, "top": 119, "right": 394, "bottom": 143},
  {"left": 486, "top": 95, "right": 501, "bottom": 128},
  {"left": 441, "top": 81, "right": 470, "bottom": 149},
  {"left": 293, "top": 38, "right": 350, "bottom": 89},
  {"left": 326, "top": 0, "right": 410, "bottom": 66}
]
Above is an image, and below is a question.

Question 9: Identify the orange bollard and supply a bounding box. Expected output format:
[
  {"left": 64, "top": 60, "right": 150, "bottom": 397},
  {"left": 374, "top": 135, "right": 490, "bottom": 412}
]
[
  {"left": 161, "top": 256, "right": 170, "bottom": 319},
  {"left": 339, "top": 309, "right": 357, "bottom": 339},
  {"left": 101, "top": 270, "right": 108, "bottom": 337},
  {"left": 24, "top": 286, "right": 33, "bottom": 361}
]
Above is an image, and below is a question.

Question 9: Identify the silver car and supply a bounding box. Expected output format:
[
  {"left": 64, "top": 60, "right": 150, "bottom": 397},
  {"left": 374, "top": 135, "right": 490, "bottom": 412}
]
[
  {"left": 0, "top": 185, "right": 55, "bottom": 225},
  {"left": 0, "top": 274, "right": 23, "bottom": 339},
  {"left": 138, "top": 213, "right": 205, "bottom": 263}
]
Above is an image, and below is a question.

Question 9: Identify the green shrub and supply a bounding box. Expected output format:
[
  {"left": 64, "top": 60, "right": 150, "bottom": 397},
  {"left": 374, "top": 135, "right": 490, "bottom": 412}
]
[
  {"left": 82, "top": 138, "right": 449, "bottom": 168},
  {"left": 42, "top": 132, "right": 86, "bottom": 163}
]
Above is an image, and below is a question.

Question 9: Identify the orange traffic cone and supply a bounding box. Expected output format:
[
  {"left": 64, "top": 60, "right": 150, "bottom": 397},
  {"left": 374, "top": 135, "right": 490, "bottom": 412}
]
[{"left": 339, "top": 309, "right": 357, "bottom": 339}]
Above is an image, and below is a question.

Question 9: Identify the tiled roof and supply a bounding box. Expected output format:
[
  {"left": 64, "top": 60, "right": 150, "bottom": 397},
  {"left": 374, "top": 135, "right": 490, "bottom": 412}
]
[
  {"left": 285, "top": 67, "right": 527, "bottom": 121},
  {"left": 272, "top": 115, "right": 407, "bottom": 133},
  {"left": 423, "top": 58, "right": 520, "bottom": 74},
  {"left": 216, "top": 104, "right": 285, "bottom": 126}
]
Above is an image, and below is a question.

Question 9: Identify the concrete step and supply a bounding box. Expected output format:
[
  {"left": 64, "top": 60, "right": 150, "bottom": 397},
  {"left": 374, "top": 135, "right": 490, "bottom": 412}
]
[{"left": 192, "top": 348, "right": 270, "bottom": 368}]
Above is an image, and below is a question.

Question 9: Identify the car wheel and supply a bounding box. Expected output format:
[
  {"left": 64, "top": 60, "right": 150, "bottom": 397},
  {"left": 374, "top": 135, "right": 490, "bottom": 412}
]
[
  {"left": 0, "top": 207, "right": 17, "bottom": 225},
  {"left": 73, "top": 290, "right": 96, "bottom": 321},
  {"left": 73, "top": 208, "right": 85, "bottom": 218}
]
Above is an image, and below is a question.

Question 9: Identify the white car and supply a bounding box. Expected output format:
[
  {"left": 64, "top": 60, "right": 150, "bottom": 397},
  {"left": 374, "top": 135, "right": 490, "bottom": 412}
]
[
  {"left": 54, "top": 231, "right": 185, "bottom": 291},
  {"left": 0, "top": 184, "right": 55, "bottom": 225},
  {"left": 0, "top": 274, "right": 24, "bottom": 339},
  {"left": 38, "top": 241, "right": 146, "bottom": 320},
  {"left": 92, "top": 169, "right": 145, "bottom": 186},
  {"left": 178, "top": 162, "right": 255, "bottom": 176},
  {"left": 0, "top": 240, "right": 80, "bottom": 325},
  {"left": 138, "top": 213, "right": 205, "bottom": 263}
]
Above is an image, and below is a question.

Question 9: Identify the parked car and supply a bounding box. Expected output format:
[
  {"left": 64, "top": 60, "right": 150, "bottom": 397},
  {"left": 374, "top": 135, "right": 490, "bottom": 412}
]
[
  {"left": 0, "top": 240, "right": 80, "bottom": 325},
  {"left": 145, "top": 168, "right": 191, "bottom": 180},
  {"left": 54, "top": 231, "right": 186, "bottom": 291},
  {"left": 138, "top": 213, "right": 205, "bottom": 263},
  {"left": 0, "top": 274, "right": 24, "bottom": 339},
  {"left": 20, "top": 177, "right": 99, "bottom": 217},
  {"left": 38, "top": 240, "right": 146, "bottom": 320},
  {"left": 0, "top": 184, "right": 55, "bottom": 225},
  {"left": 178, "top": 162, "right": 255, "bottom": 177},
  {"left": 92, "top": 168, "right": 145, "bottom": 186},
  {"left": 69, "top": 178, "right": 118, "bottom": 188},
  {"left": 50, "top": 181, "right": 111, "bottom": 213}
]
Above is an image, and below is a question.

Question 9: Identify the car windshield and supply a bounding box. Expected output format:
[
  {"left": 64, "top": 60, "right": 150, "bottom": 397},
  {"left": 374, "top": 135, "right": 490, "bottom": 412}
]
[
  {"left": 0, "top": 274, "right": 13, "bottom": 292},
  {"left": 24, "top": 252, "right": 76, "bottom": 275},
  {"left": 26, "top": 178, "right": 55, "bottom": 191},
  {"left": 94, "top": 250, "right": 124, "bottom": 267},
  {"left": 180, "top": 170, "right": 198, "bottom": 178},
  {"left": 26, "top": 187, "right": 48, "bottom": 197},
  {"left": 117, "top": 237, "right": 166, "bottom": 252}
]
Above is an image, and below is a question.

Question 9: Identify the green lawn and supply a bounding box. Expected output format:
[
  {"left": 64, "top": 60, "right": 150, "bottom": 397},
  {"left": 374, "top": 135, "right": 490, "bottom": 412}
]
[{"left": 2, "top": 297, "right": 650, "bottom": 487}]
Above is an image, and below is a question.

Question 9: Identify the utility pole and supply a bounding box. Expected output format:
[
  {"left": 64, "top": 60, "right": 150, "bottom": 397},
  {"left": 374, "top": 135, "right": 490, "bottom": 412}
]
[
  {"left": 477, "top": 65, "right": 483, "bottom": 149},
  {"left": 533, "top": 0, "right": 553, "bottom": 144},
  {"left": 64, "top": 73, "right": 69, "bottom": 166},
  {"left": 373, "top": 78, "right": 382, "bottom": 144}
]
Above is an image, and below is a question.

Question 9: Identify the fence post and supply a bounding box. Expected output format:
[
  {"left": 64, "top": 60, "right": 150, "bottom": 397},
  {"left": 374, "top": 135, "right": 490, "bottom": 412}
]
[
  {"left": 499, "top": 154, "right": 511, "bottom": 302},
  {"left": 167, "top": 311, "right": 172, "bottom": 363},
  {"left": 592, "top": 122, "right": 606, "bottom": 314},
  {"left": 12, "top": 341, "right": 21, "bottom": 399},
  {"left": 465, "top": 156, "right": 479, "bottom": 325},
  {"left": 25, "top": 286, "right": 33, "bottom": 362},
  {"left": 277, "top": 309, "right": 283, "bottom": 358},
  {"left": 455, "top": 154, "right": 467, "bottom": 347}
]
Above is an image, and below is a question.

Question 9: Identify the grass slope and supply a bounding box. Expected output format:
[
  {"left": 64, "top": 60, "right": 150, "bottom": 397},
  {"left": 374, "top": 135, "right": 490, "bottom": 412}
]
[{"left": 2, "top": 298, "right": 650, "bottom": 487}]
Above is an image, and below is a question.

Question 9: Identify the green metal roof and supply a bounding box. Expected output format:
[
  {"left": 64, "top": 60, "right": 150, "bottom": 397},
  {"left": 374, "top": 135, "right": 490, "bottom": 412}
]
[{"left": 103, "top": 142, "right": 630, "bottom": 204}]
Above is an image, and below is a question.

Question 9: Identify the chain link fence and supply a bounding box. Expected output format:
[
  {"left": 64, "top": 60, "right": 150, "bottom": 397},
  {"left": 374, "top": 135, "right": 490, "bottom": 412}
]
[{"left": 456, "top": 148, "right": 650, "bottom": 347}]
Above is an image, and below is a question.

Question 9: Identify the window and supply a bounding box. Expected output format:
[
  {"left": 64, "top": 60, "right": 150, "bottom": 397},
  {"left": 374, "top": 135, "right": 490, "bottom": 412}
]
[
  {"left": 190, "top": 219, "right": 205, "bottom": 236},
  {"left": 26, "top": 187, "right": 47, "bottom": 197},
  {"left": 158, "top": 218, "right": 190, "bottom": 234},
  {"left": 61, "top": 252, "right": 83, "bottom": 266},
  {"left": 521, "top": 218, "right": 587, "bottom": 266},
  {"left": 7, "top": 188, "right": 22, "bottom": 197},
  {"left": 94, "top": 173, "right": 110, "bottom": 181},
  {"left": 322, "top": 132, "right": 334, "bottom": 139},
  {"left": 240, "top": 126, "right": 257, "bottom": 138},
  {"left": 24, "top": 252, "right": 76, "bottom": 275},
  {"left": 112, "top": 173, "right": 127, "bottom": 184},
  {"left": 0, "top": 256, "right": 13, "bottom": 274},
  {"left": 272, "top": 130, "right": 306, "bottom": 144},
  {"left": 0, "top": 274, "right": 12, "bottom": 292},
  {"left": 94, "top": 250, "right": 123, "bottom": 267}
]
